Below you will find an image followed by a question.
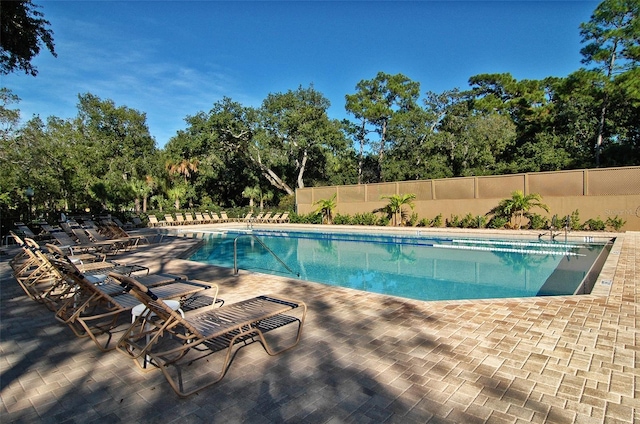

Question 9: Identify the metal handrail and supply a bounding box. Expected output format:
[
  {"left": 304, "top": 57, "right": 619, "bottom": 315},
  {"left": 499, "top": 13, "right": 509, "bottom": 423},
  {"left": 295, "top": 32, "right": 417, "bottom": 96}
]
[{"left": 233, "top": 234, "right": 299, "bottom": 277}]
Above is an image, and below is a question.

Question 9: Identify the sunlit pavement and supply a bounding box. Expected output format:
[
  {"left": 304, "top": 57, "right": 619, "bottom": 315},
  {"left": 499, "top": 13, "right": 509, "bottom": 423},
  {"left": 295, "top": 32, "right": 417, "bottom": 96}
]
[{"left": 1, "top": 226, "right": 637, "bottom": 423}]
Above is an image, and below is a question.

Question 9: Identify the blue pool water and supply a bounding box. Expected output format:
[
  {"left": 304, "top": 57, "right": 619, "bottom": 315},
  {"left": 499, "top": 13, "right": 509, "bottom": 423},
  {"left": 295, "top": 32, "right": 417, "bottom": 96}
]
[{"left": 186, "top": 229, "right": 607, "bottom": 302}]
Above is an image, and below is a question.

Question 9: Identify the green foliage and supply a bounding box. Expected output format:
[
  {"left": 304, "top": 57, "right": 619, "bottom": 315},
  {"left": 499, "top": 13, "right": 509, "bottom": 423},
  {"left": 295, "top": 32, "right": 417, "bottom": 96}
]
[
  {"left": 605, "top": 215, "right": 626, "bottom": 231},
  {"left": 569, "top": 210, "right": 582, "bottom": 231},
  {"left": 459, "top": 213, "right": 486, "bottom": 229},
  {"left": 352, "top": 212, "right": 380, "bottom": 226},
  {"left": 380, "top": 193, "right": 416, "bottom": 226},
  {"left": 290, "top": 211, "right": 322, "bottom": 224},
  {"left": 526, "top": 213, "right": 548, "bottom": 230},
  {"left": 492, "top": 190, "right": 549, "bottom": 229},
  {"left": 376, "top": 215, "right": 390, "bottom": 226},
  {"left": 488, "top": 216, "right": 509, "bottom": 229},
  {"left": 432, "top": 214, "right": 443, "bottom": 227},
  {"left": 313, "top": 194, "right": 337, "bottom": 224},
  {"left": 417, "top": 218, "right": 430, "bottom": 227},
  {"left": 278, "top": 195, "right": 295, "bottom": 211},
  {"left": 446, "top": 215, "right": 462, "bottom": 228},
  {"left": 407, "top": 212, "right": 419, "bottom": 227},
  {"left": 333, "top": 214, "right": 352, "bottom": 225},
  {"left": 583, "top": 217, "right": 606, "bottom": 231},
  {"left": 0, "top": 0, "right": 57, "bottom": 76}
]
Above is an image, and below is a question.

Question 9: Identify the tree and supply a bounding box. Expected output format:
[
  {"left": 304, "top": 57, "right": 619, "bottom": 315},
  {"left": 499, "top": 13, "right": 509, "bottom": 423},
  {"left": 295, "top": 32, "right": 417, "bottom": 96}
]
[
  {"left": 242, "top": 186, "right": 261, "bottom": 211},
  {"left": 493, "top": 190, "right": 550, "bottom": 229},
  {"left": 0, "top": 88, "right": 21, "bottom": 145},
  {"left": 258, "top": 189, "right": 273, "bottom": 210},
  {"left": 257, "top": 85, "right": 346, "bottom": 194},
  {"left": 345, "top": 72, "right": 420, "bottom": 182},
  {"left": 314, "top": 194, "right": 337, "bottom": 225},
  {"left": 381, "top": 193, "right": 416, "bottom": 226},
  {"left": 166, "top": 158, "right": 200, "bottom": 185},
  {"left": 167, "top": 184, "right": 187, "bottom": 210},
  {"left": 580, "top": 0, "right": 640, "bottom": 165},
  {"left": 1, "top": 0, "right": 57, "bottom": 76}
]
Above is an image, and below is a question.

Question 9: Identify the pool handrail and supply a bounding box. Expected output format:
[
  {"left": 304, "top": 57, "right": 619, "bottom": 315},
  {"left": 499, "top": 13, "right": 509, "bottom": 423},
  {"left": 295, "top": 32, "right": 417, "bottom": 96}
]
[{"left": 233, "top": 234, "right": 299, "bottom": 277}]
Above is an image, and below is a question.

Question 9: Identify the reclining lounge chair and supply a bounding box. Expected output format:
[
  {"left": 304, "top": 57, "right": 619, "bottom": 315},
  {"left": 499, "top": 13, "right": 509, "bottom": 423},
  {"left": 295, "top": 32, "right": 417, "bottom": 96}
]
[
  {"left": 51, "top": 260, "right": 217, "bottom": 351},
  {"left": 113, "top": 273, "right": 306, "bottom": 397}
]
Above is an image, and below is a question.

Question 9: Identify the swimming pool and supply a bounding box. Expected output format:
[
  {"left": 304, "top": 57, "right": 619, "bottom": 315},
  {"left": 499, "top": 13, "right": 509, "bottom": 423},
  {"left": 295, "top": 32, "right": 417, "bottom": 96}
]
[{"left": 185, "top": 229, "right": 610, "bottom": 302}]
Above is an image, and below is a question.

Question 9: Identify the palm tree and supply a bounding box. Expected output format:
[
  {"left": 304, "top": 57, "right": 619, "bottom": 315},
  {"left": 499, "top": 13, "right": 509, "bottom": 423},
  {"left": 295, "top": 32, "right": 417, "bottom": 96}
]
[
  {"left": 166, "top": 158, "right": 199, "bottom": 184},
  {"left": 167, "top": 184, "right": 187, "bottom": 210},
  {"left": 314, "top": 194, "right": 337, "bottom": 224},
  {"left": 258, "top": 190, "right": 274, "bottom": 210},
  {"left": 381, "top": 193, "right": 416, "bottom": 226},
  {"left": 242, "top": 186, "right": 261, "bottom": 211},
  {"left": 495, "top": 190, "right": 549, "bottom": 229}
]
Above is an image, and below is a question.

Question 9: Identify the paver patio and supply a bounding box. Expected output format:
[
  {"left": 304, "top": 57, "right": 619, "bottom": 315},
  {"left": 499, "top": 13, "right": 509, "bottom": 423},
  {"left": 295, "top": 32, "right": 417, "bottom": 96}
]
[{"left": 0, "top": 227, "right": 637, "bottom": 423}]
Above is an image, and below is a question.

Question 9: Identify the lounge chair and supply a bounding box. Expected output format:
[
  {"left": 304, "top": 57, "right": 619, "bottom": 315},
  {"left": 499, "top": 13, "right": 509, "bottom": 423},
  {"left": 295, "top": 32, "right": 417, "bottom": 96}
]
[
  {"left": 112, "top": 217, "right": 133, "bottom": 230},
  {"left": 113, "top": 273, "right": 306, "bottom": 397},
  {"left": 164, "top": 214, "right": 177, "bottom": 226},
  {"left": 51, "top": 260, "right": 216, "bottom": 351},
  {"left": 208, "top": 212, "right": 220, "bottom": 223},
  {"left": 11, "top": 239, "right": 64, "bottom": 303},
  {"left": 267, "top": 213, "right": 282, "bottom": 223},
  {"left": 132, "top": 216, "right": 144, "bottom": 227},
  {"left": 259, "top": 212, "right": 272, "bottom": 223},
  {"left": 253, "top": 213, "right": 264, "bottom": 222},
  {"left": 194, "top": 212, "right": 208, "bottom": 224},
  {"left": 184, "top": 212, "right": 198, "bottom": 225},
  {"left": 238, "top": 212, "right": 252, "bottom": 222},
  {"left": 277, "top": 212, "right": 290, "bottom": 223},
  {"left": 219, "top": 211, "right": 230, "bottom": 223},
  {"left": 14, "top": 222, "right": 38, "bottom": 239},
  {"left": 174, "top": 213, "right": 186, "bottom": 225},
  {"left": 147, "top": 215, "right": 166, "bottom": 227}
]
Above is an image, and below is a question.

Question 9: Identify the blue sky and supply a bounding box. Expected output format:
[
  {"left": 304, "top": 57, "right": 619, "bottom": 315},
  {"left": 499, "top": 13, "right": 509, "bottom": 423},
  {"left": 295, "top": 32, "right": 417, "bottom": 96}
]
[{"left": 4, "top": 1, "right": 599, "bottom": 148}]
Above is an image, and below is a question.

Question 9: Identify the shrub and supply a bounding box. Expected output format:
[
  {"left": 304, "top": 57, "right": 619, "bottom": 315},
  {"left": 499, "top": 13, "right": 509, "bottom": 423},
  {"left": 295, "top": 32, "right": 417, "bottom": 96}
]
[
  {"left": 417, "top": 218, "right": 431, "bottom": 227},
  {"left": 351, "top": 212, "right": 379, "bottom": 226},
  {"left": 432, "top": 214, "right": 443, "bottom": 227},
  {"left": 460, "top": 213, "right": 486, "bottom": 228},
  {"left": 278, "top": 195, "right": 295, "bottom": 211},
  {"left": 289, "top": 212, "right": 322, "bottom": 224},
  {"left": 407, "top": 212, "right": 419, "bottom": 227},
  {"left": 488, "top": 216, "right": 508, "bottom": 229},
  {"left": 333, "top": 214, "right": 352, "bottom": 225},
  {"left": 446, "top": 215, "right": 461, "bottom": 228},
  {"left": 583, "top": 217, "right": 605, "bottom": 231},
  {"left": 526, "top": 213, "right": 548, "bottom": 230},
  {"left": 569, "top": 209, "right": 581, "bottom": 231},
  {"left": 376, "top": 215, "right": 390, "bottom": 226},
  {"left": 605, "top": 215, "right": 626, "bottom": 231}
]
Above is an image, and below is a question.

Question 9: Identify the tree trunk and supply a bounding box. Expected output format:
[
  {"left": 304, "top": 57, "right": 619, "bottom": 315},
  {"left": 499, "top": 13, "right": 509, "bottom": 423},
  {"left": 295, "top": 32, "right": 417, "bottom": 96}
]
[
  {"left": 296, "top": 149, "right": 308, "bottom": 189},
  {"left": 378, "top": 120, "right": 387, "bottom": 182},
  {"left": 596, "top": 42, "right": 617, "bottom": 167},
  {"left": 253, "top": 151, "right": 295, "bottom": 195},
  {"left": 358, "top": 119, "right": 366, "bottom": 185}
]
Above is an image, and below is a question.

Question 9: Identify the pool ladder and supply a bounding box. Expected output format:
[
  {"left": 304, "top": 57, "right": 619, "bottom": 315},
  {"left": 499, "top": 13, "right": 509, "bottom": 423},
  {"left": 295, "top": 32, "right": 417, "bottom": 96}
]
[{"left": 233, "top": 234, "right": 299, "bottom": 277}]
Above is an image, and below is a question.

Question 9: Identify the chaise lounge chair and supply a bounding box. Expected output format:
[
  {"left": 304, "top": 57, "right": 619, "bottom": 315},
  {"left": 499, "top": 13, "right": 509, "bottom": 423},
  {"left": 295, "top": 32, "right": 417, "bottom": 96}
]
[
  {"left": 51, "top": 260, "right": 216, "bottom": 351},
  {"left": 147, "top": 215, "right": 166, "bottom": 227},
  {"left": 113, "top": 273, "right": 306, "bottom": 397}
]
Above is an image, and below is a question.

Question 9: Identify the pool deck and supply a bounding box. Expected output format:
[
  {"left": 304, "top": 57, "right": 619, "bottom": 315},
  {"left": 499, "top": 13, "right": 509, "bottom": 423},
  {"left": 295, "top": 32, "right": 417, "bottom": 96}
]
[{"left": 1, "top": 225, "right": 637, "bottom": 423}]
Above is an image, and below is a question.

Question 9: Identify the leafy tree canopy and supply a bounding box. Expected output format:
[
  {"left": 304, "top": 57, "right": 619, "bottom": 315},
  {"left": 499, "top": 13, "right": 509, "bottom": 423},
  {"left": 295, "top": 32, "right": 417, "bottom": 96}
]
[{"left": 0, "top": 0, "right": 56, "bottom": 76}]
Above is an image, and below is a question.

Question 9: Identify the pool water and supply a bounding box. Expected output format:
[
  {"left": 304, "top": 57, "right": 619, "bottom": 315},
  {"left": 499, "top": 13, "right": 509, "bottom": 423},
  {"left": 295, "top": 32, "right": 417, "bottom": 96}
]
[{"left": 186, "top": 230, "right": 608, "bottom": 302}]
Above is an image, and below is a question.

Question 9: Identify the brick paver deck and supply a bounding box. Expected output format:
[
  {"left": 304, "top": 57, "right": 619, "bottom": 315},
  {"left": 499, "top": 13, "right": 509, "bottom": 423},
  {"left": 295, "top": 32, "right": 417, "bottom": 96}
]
[{"left": 1, "top": 228, "right": 637, "bottom": 423}]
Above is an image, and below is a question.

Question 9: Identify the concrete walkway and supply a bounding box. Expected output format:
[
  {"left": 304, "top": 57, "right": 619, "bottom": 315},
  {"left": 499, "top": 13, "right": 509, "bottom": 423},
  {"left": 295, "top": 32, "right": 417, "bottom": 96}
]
[{"left": 0, "top": 228, "right": 637, "bottom": 423}]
